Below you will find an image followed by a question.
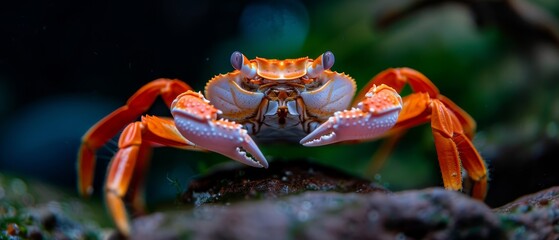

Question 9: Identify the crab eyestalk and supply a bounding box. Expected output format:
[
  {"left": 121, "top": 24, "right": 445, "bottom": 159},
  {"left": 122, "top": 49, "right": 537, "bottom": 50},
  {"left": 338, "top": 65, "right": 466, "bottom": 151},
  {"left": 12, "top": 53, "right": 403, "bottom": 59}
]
[
  {"left": 306, "top": 51, "right": 335, "bottom": 78},
  {"left": 231, "top": 51, "right": 257, "bottom": 78}
]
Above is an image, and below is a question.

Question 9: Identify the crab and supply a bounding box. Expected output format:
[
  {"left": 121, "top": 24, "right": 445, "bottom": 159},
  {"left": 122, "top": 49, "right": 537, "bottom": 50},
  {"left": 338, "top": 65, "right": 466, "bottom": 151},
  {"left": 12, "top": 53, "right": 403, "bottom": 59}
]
[{"left": 77, "top": 51, "right": 487, "bottom": 235}]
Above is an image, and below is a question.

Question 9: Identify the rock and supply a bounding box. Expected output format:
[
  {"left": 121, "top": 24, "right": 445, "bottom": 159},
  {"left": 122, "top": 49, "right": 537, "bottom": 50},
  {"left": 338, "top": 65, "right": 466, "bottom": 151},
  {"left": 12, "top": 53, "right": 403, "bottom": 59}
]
[
  {"left": 133, "top": 160, "right": 559, "bottom": 240},
  {"left": 494, "top": 186, "right": 559, "bottom": 240},
  {"left": 0, "top": 173, "right": 108, "bottom": 240},
  {"left": 182, "top": 159, "right": 389, "bottom": 205},
  {"left": 133, "top": 189, "right": 505, "bottom": 240},
  {"left": 4, "top": 160, "right": 559, "bottom": 240},
  {"left": 133, "top": 160, "right": 506, "bottom": 240}
]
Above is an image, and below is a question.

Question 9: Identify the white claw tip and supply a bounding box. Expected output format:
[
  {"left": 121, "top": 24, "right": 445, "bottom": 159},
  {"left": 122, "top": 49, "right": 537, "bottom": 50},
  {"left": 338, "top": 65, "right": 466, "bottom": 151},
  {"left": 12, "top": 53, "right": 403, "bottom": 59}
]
[{"left": 302, "top": 132, "right": 336, "bottom": 146}]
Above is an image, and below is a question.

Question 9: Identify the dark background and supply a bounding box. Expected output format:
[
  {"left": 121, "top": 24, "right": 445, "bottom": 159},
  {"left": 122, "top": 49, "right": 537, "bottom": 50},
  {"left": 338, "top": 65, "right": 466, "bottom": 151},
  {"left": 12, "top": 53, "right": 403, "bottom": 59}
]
[{"left": 1, "top": 0, "right": 559, "bottom": 208}]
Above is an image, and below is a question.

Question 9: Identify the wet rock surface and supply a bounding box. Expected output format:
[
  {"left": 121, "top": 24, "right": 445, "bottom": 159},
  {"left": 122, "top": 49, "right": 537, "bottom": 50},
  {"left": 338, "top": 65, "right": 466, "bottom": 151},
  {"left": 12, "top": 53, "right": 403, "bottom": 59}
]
[
  {"left": 0, "top": 174, "right": 108, "bottom": 240},
  {"left": 134, "top": 189, "right": 505, "bottom": 240},
  {"left": 493, "top": 186, "right": 559, "bottom": 240},
  {"left": 182, "top": 159, "right": 389, "bottom": 205},
  {"left": 131, "top": 160, "right": 559, "bottom": 240},
  {"left": 3, "top": 161, "right": 559, "bottom": 240}
]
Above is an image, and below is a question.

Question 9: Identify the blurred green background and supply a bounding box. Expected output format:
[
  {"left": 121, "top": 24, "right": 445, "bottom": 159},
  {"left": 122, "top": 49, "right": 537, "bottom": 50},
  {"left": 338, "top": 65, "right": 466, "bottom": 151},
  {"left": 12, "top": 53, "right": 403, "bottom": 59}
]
[{"left": 1, "top": 0, "right": 558, "bottom": 209}]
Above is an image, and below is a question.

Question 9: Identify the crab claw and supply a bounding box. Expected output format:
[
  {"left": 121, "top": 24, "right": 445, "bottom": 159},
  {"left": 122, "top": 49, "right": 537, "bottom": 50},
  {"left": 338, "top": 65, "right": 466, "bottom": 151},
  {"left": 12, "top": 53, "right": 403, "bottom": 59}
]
[
  {"left": 171, "top": 91, "right": 268, "bottom": 168},
  {"left": 301, "top": 84, "right": 402, "bottom": 146}
]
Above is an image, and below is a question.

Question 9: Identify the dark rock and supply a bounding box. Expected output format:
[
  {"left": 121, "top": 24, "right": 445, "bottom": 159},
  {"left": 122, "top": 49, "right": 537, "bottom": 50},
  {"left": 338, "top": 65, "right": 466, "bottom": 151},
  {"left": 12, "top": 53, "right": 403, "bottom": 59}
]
[
  {"left": 5, "top": 161, "right": 559, "bottom": 240},
  {"left": 132, "top": 160, "right": 559, "bottom": 240},
  {"left": 133, "top": 189, "right": 505, "bottom": 240},
  {"left": 27, "top": 228, "right": 44, "bottom": 240},
  {"left": 182, "top": 159, "right": 389, "bottom": 205},
  {"left": 494, "top": 186, "right": 559, "bottom": 240},
  {"left": 0, "top": 173, "right": 106, "bottom": 240},
  {"left": 134, "top": 160, "right": 508, "bottom": 239},
  {"left": 41, "top": 212, "right": 57, "bottom": 231}
]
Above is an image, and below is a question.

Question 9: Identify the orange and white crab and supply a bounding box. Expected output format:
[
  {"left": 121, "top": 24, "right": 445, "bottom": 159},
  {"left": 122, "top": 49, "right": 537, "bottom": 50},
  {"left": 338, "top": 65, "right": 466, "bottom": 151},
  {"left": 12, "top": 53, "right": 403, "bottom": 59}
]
[{"left": 77, "top": 51, "right": 488, "bottom": 235}]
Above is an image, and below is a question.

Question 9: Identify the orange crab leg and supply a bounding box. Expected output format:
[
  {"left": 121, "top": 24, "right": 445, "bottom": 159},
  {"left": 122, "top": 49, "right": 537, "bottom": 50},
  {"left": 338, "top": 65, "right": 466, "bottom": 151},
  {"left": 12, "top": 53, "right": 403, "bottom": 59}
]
[
  {"left": 437, "top": 94, "right": 476, "bottom": 139},
  {"left": 430, "top": 100, "right": 465, "bottom": 191},
  {"left": 356, "top": 68, "right": 476, "bottom": 137},
  {"left": 431, "top": 100, "right": 487, "bottom": 199},
  {"left": 78, "top": 79, "right": 191, "bottom": 197},
  {"left": 354, "top": 68, "right": 439, "bottom": 104},
  {"left": 452, "top": 130, "right": 488, "bottom": 199},
  {"left": 358, "top": 68, "right": 487, "bottom": 199},
  {"left": 105, "top": 122, "right": 143, "bottom": 236},
  {"left": 105, "top": 115, "right": 199, "bottom": 235},
  {"left": 124, "top": 139, "right": 151, "bottom": 217}
]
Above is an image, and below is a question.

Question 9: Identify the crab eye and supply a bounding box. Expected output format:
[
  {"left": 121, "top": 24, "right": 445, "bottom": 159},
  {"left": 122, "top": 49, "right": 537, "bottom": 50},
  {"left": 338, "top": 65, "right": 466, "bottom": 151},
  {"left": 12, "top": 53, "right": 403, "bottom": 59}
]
[
  {"left": 230, "top": 51, "right": 257, "bottom": 78},
  {"left": 306, "top": 51, "right": 335, "bottom": 78},
  {"left": 231, "top": 51, "right": 244, "bottom": 70},
  {"left": 322, "top": 51, "right": 335, "bottom": 70}
]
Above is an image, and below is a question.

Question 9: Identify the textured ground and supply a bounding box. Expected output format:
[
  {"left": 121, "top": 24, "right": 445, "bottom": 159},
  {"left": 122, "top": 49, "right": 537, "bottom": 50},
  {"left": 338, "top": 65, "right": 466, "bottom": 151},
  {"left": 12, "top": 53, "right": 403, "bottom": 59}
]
[{"left": 2, "top": 160, "right": 559, "bottom": 239}]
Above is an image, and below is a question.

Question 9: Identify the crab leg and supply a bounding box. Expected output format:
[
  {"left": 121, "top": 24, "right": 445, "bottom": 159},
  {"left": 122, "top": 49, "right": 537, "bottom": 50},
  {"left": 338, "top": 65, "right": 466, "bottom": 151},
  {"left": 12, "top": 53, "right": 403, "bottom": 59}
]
[
  {"left": 300, "top": 84, "right": 402, "bottom": 146},
  {"left": 383, "top": 93, "right": 486, "bottom": 198},
  {"left": 171, "top": 91, "right": 268, "bottom": 168},
  {"left": 430, "top": 100, "right": 487, "bottom": 199},
  {"left": 78, "top": 79, "right": 192, "bottom": 197},
  {"left": 105, "top": 115, "right": 200, "bottom": 235},
  {"left": 358, "top": 68, "right": 487, "bottom": 199},
  {"left": 355, "top": 68, "right": 477, "bottom": 137}
]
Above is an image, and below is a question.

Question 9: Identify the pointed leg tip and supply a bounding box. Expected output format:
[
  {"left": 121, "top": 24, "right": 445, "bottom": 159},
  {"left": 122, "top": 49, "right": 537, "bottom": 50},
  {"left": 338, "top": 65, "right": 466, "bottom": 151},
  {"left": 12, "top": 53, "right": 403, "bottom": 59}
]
[
  {"left": 106, "top": 191, "right": 132, "bottom": 237},
  {"left": 471, "top": 179, "right": 488, "bottom": 200},
  {"left": 117, "top": 224, "right": 131, "bottom": 238},
  {"left": 79, "top": 186, "right": 94, "bottom": 197}
]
